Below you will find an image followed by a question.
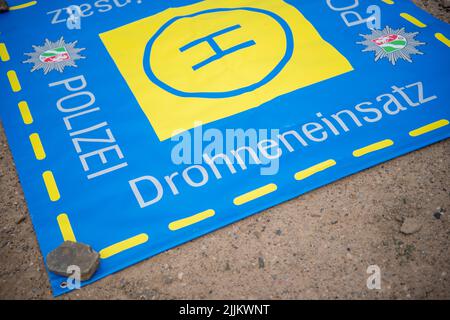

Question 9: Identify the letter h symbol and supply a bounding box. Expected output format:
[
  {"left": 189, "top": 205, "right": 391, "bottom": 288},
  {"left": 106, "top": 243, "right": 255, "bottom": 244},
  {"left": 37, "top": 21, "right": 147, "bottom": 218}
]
[{"left": 179, "top": 24, "right": 256, "bottom": 71}]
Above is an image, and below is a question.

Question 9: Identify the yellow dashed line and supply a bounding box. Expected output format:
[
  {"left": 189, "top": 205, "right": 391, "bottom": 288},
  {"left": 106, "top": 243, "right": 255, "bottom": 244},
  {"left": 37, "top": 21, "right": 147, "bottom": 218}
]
[
  {"left": 169, "top": 209, "right": 215, "bottom": 231},
  {"left": 409, "top": 119, "right": 449, "bottom": 137},
  {"left": 435, "top": 33, "right": 450, "bottom": 47},
  {"left": 57, "top": 213, "right": 76, "bottom": 242},
  {"left": 7, "top": 70, "right": 21, "bottom": 92},
  {"left": 18, "top": 101, "right": 33, "bottom": 124},
  {"left": 0, "top": 43, "right": 10, "bottom": 62},
  {"left": 3, "top": 0, "right": 444, "bottom": 260},
  {"left": 29, "top": 133, "right": 46, "bottom": 160},
  {"left": 9, "top": 1, "right": 38, "bottom": 11},
  {"left": 100, "top": 233, "right": 149, "bottom": 259},
  {"left": 353, "top": 139, "right": 394, "bottom": 157},
  {"left": 233, "top": 183, "right": 277, "bottom": 206},
  {"left": 42, "top": 170, "right": 60, "bottom": 202},
  {"left": 294, "top": 159, "right": 337, "bottom": 181},
  {"left": 400, "top": 13, "right": 427, "bottom": 28}
]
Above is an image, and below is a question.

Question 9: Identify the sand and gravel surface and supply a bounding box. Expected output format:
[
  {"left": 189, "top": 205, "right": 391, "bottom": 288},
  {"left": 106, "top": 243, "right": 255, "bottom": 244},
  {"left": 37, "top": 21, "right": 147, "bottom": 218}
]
[{"left": 0, "top": 0, "right": 449, "bottom": 299}]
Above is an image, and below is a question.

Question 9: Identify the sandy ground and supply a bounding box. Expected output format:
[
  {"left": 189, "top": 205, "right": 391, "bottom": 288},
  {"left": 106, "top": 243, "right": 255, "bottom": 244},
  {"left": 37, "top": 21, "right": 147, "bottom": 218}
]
[{"left": 0, "top": 0, "right": 449, "bottom": 300}]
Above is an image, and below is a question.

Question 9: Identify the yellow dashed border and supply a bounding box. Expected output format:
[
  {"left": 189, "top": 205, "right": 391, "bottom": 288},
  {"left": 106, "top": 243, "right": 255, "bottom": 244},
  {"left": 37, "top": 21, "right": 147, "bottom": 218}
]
[
  {"left": 1, "top": 2, "right": 450, "bottom": 268},
  {"left": 0, "top": 43, "right": 10, "bottom": 62},
  {"left": 169, "top": 209, "right": 215, "bottom": 231},
  {"left": 42, "top": 170, "right": 60, "bottom": 202},
  {"left": 382, "top": 0, "right": 449, "bottom": 47},
  {"left": 18, "top": 101, "right": 33, "bottom": 124},
  {"left": 409, "top": 119, "right": 449, "bottom": 137},
  {"left": 57, "top": 213, "right": 77, "bottom": 242},
  {"left": 7, "top": 70, "right": 21, "bottom": 92},
  {"left": 2, "top": 41, "right": 151, "bottom": 263},
  {"left": 29, "top": 133, "right": 46, "bottom": 160},
  {"left": 233, "top": 183, "right": 278, "bottom": 206},
  {"left": 353, "top": 139, "right": 394, "bottom": 157},
  {"left": 9, "top": 1, "right": 38, "bottom": 11},
  {"left": 400, "top": 12, "right": 427, "bottom": 28},
  {"left": 294, "top": 159, "right": 336, "bottom": 181},
  {"left": 100, "top": 234, "right": 149, "bottom": 259},
  {"left": 435, "top": 33, "right": 450, "bottom": 47}
]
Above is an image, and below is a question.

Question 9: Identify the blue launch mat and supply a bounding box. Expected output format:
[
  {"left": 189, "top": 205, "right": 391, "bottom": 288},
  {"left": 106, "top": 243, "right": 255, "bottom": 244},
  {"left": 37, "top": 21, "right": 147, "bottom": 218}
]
[{"left": 0, "top": 0, "right": 449, "bottom": 296}]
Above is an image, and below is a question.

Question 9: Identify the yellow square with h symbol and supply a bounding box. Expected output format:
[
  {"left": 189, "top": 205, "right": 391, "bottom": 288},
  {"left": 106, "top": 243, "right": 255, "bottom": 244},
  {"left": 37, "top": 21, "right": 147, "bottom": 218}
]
[{"left": 100, "top": 0, "right": 353, "bottom": 141}]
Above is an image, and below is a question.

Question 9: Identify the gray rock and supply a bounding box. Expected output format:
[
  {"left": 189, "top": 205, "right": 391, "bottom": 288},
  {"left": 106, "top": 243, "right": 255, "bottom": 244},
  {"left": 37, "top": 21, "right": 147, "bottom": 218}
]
[
  {"left": 433, "top": 207, "right": 445, "bottom": 219},
  {"left": 434, "top": 211, "right": 443, "bottom": 219},
  {"left": 46, "top": 241, "right": 100, "bottom": 281},
  {"left": 258, "top": 256, "right": 265, "bottom": 269},
  {"left": 15, "top": 215, "right": 26, "bottom": 224},
  {"left": 400, "top": 218, "right": 422, "bottom": 235}
]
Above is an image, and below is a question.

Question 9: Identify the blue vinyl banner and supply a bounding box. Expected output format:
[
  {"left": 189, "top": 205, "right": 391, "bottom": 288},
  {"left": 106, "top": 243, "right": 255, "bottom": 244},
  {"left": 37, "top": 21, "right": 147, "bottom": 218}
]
[{"left": 0, "top": 0, "right": 449, "bottom": 296}]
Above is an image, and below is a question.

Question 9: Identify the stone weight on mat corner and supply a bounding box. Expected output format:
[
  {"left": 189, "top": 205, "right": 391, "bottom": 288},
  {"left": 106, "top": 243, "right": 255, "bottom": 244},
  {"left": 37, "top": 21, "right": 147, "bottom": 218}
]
[{"left": 46, "top": 241, "right": 100, "bottom": 281}]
